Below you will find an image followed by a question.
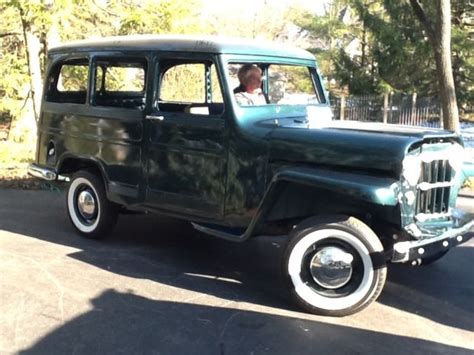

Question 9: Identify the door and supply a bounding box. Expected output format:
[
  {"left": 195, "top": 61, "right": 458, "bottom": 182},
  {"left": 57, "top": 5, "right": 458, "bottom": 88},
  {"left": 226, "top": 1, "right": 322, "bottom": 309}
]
[{"left": 145, "top": 56, "right": 227, "bottom": 219}]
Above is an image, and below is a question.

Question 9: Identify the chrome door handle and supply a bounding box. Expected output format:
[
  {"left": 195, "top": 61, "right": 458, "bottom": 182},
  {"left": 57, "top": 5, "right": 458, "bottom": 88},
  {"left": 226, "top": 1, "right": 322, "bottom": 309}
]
[{"left": 146, "top": 115, "right": 165, "bottom": 121}]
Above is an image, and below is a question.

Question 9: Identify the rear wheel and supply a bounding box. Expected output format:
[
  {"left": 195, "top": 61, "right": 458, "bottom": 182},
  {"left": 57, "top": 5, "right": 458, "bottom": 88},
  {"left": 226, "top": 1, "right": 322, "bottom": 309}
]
[
  {"left": 283, "top": 215, "right": 386, "bottom": 316},
  {"left": 67, "top": 170, "right": 118, "bottom": 239}
]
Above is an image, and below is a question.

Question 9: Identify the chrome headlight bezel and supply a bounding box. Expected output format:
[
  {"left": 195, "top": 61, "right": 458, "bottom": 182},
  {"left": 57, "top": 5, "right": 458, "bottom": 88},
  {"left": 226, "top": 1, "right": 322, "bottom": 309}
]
[
  {"left": 447, "top": 143, "right": 465, "bottom": 172},
  {"left": 402, "top": 155, "right": 422, "bottom": 186}
]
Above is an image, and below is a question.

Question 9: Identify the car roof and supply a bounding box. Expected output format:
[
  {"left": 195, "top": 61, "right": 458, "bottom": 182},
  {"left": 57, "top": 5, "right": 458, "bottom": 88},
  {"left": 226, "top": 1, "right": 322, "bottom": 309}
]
[{"left": 48, "top": 34, "right": 315, "bottom": 61}]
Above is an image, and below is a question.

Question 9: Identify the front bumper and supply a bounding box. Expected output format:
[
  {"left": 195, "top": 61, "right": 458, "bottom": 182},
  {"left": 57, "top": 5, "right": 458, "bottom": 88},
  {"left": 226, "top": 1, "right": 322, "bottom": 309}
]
[{"left": 392, "top": 209, "right": 474, "bottom": 263}]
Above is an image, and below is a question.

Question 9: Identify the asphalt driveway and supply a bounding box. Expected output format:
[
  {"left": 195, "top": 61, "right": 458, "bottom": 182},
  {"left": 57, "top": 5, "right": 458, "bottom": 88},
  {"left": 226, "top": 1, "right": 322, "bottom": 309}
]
[{"left": 0, "top": 188, "right": 473, "bottom": 354}]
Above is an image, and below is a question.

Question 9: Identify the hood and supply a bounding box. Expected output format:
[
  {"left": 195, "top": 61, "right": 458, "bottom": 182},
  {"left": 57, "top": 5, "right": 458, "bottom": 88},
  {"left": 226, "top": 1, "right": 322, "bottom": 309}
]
[{"left": 269, "top": 119, "right": 460, "bottom": 176}]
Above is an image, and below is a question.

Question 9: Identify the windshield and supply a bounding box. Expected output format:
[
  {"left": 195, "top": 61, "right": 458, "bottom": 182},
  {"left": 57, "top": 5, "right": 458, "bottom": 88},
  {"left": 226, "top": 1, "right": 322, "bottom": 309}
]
[{"left": 228, "top": 63, "right": 325, "bottom": 106}]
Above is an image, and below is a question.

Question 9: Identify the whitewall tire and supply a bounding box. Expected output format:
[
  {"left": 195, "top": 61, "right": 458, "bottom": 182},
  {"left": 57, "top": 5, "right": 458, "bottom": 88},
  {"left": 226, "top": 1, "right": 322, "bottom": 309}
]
[
  {"left": 283, "top": 215, "right": 386, "bottom": 316},
  {"left": 66, "top": 170, "right": 118, "bottom": 239}
]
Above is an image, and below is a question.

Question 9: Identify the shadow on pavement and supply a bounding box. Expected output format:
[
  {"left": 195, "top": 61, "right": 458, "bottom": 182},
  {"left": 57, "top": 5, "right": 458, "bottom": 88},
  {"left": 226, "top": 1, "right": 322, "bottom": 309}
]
[
  {"left": 19, "top": 289, "right": 472, "bottom": 355},
  {"left": 66, "top": 212, "right": 292, "bottom": 312},
  {"left": 1, "top": 189, "right": 473, "bottom": 332},
  {"left": 381, "top": 246, "right": 474, "bottom": 331}
]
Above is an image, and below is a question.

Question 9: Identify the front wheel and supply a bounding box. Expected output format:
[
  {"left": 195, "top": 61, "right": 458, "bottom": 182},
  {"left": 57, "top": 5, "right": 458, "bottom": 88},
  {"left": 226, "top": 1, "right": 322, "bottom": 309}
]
[
  {"left": 66, "top": 170, "right": 118, "bottom": 239},
  {"left": 283, "top": 215, "right": 386, "bottom": 316}
]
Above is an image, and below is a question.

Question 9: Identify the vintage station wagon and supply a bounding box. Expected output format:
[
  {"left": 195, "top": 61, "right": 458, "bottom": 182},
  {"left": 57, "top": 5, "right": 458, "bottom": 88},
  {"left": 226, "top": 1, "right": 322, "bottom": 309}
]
[{"left": 29, "top": 35, "right": 473, "bottom": 316}]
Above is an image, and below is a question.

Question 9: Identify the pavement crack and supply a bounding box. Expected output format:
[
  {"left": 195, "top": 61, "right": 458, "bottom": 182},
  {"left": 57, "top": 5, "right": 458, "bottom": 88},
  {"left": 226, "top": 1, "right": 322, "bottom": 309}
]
[
  {"left": 217, "top": 310, "right": 242, "bottom": 346},
  {"left": 0, "top": 251, "right": 65, "bottom": 325}
]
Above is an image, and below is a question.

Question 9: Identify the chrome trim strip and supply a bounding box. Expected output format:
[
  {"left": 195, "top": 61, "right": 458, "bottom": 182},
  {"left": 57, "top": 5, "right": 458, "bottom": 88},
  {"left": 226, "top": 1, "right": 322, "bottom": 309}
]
[
  {"left": 145, "top": 115, "right": 164, "bottom": 121},
  {"left": 417, "top": 181, "right": 453, "bottom": 191},
  {"left": 419, "top": 142, "right": 463, "bottom": 163},
  {"left": 415, "top": 211, "right": 452, "bottom": 222}
]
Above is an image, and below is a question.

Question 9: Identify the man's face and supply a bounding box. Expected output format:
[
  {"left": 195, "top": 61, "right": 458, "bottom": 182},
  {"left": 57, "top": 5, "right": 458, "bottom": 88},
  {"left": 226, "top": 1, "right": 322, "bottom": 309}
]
[{"left": 247, "top": 71, "right": 262, "bottom": 91}]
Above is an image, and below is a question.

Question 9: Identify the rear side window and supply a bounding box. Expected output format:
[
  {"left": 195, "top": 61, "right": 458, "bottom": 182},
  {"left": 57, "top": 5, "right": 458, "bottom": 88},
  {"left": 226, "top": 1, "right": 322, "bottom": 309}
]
[
  {"left": 94, "top": 58, "right": 147, "bottom": 110},
  {"left": 46, "top": 59, "right": 89, "bottom": 104},
  {"left": 58, "top": 64, "right": 88, "bottom": 92},
  {"left": 104, "top": 66, "right": 145, "bottom": 92},
  {"left": 158, "top": 61, "right": 223, "bottom": 116},
  {"left": 160, "top": 63, "right": 206, "bottom": 103}
]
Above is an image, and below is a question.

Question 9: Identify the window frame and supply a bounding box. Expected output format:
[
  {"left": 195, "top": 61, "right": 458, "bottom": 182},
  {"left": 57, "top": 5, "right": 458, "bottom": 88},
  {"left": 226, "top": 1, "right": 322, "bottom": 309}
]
[
  {"left": 45, "top": 56, "right": 90, "bottom": 105},
  {"left": 266, "top": 64, "right": 319, "bottom": 105},
  {"left": 159, "top": 62, "right": 208, "bottom": 104},
  {"left": 90, "top": 55, "right": 149, "bottom": 111},
  {"left": 153, "top": 54, "right": 226, "bottom": 118},
  {"left": 227, "top": 61, "right": 326, "bottom": 106}
]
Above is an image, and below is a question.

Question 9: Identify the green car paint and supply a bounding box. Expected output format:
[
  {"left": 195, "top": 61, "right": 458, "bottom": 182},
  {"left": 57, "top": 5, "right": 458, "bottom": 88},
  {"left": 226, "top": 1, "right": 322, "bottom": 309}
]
[{"left": 29, "top": 36, "right": 472, "bottom": 261}]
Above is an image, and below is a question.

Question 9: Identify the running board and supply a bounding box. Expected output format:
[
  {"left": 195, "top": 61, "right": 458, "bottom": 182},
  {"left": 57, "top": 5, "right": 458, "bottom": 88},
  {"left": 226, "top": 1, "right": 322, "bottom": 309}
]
[{"left": 191, "top": 223, "right": 249, "bottom": 242}]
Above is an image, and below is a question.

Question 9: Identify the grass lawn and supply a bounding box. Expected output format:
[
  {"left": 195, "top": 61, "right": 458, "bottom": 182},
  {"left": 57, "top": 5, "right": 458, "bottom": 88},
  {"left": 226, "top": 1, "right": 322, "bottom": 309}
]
[{"left": 0, "top": 140, "right": 47, "bottom": 189}]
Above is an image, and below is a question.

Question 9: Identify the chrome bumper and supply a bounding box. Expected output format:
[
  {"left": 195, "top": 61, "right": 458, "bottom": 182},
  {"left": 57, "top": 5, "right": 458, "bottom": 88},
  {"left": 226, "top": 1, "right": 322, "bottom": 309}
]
[
  {"left": 392, "top": 210, "right": 474, "bottom": 263},
  {"left": 27, "top": 164, "right": 57, "bottom": 181}
]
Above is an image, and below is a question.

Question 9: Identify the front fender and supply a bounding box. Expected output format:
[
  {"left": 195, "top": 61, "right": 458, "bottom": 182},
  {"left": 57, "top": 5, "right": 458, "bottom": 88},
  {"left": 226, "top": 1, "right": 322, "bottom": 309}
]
[{"left": 272, "top": 167, "right": 400, "bottom": 206}]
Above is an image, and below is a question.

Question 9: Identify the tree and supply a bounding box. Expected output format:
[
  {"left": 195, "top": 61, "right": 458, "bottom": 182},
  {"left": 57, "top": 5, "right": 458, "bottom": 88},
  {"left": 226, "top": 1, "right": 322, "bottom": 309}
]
[
  {"left": 450, "top": 0, "right": 473, "bottom": 116},
  {"left": 294, "top": 0, "right": 355, "bottom": 94},
  {"left": 409, "top": 0, "right": 459, "bottom": 132},
  {"left": 0, "top": 0, "right": 206, "bottom": 142},
  {"left": 0, "top": 1, "right": 42, "bottom": 141},
  {"left": 298, "top": 0, "right": 466, "bottom": 130}
]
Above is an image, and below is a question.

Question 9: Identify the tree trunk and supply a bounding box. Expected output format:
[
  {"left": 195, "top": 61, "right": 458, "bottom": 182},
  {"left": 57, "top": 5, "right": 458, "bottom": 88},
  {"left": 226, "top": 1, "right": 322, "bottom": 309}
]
[
  {"left": 361, "top": 20, "right": 367, "bottom": 68},
  {"left": 20, "top": 12, "right": 43, "bottom": 123},
  {"left": 409, "top": 0, "right": 460, "bottom": 133},
  {"left": 435, "top": 0, "right": 459, "bottom": 132}
]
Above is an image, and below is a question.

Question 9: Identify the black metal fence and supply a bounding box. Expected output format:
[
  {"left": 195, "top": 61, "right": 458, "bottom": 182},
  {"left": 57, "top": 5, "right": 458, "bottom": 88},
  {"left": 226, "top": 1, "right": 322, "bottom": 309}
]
[{"left": 330, "top": 93, "right": 443, "bottom": 128}]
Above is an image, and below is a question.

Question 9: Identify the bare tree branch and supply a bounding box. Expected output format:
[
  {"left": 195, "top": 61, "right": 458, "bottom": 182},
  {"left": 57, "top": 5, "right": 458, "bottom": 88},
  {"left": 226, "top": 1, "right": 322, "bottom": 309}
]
[
  {"left": 91, "top": 0, "right": 120, "bottom": 18},
  {"left": 0, "top": 32, "right": 21, "bottom": 38},
  {"left": 409, "top": 0, "right": 436, "bottom": 43}
]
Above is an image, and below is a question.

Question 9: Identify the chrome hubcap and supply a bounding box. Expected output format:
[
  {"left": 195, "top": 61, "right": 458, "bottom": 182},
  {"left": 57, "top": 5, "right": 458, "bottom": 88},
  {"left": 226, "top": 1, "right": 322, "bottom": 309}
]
[
  {"left": 309, "top": 246, "right": 354, "bottom": 289},
  {"left": 77, "top": 190, "right": 96, "bottom": 219}
]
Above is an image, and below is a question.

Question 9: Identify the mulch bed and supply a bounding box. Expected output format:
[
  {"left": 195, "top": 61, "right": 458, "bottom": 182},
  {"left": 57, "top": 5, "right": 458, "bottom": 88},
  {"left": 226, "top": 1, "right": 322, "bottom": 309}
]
[{"left": 0, "top": 165, "right": 61, "bottom": 190}]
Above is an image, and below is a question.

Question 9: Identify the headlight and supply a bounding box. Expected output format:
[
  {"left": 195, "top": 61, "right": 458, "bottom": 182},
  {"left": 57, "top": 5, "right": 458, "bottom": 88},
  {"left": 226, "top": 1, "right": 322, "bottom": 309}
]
[
  {"left": 448, "top": 144, "right": 465, "bottom": 172},
  {"left": 402, "top": 155, "right": 422, "bottom": 186}
]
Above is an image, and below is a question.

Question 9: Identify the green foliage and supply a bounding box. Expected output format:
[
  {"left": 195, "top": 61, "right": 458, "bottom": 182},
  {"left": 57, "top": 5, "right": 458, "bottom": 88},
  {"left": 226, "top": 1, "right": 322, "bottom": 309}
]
[
  {"left": 117, "top": 0, "right": 204, "bottom": 35},
  {"left": 0, "top": 4, "right": 28, "bottom": 120},
  {"left": 270, "top": 65, "right": 315, "bottom": 97},
  {"left": 160, "top": 64, "right": 206, "bottom": 103},
  {"left": 294, "top": 0, "right": 353, "bottom": 94},
  {"left": 298, "top": 0, "right": 472, "bottom": 111},
  {"left": 464, "top": 177, "right": 474, "bottom": 191},
  {"left": 58, "top": 64, "right": 89, "bottom": 91},
  {"left": 0, "top": 0, "right": 207, "bottom": 142},
  {"left": 102, "top": 66, "right": 145, "bottom": 92},
  {"left": 451, "top": 0, "right": 473, "bottom": 113},
  {"left": 0, "top": 140, "right": 34, "bottom": 165}
]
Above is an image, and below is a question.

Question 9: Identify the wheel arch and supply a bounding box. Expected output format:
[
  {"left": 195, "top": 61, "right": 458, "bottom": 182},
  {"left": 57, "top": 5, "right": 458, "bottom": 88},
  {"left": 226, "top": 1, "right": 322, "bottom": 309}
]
[
  {"left": 57, "top": 155, "right": 109, "bottom": 190},
  {"left": 256, "top": 167, "right": 401, "bottom": 237}
]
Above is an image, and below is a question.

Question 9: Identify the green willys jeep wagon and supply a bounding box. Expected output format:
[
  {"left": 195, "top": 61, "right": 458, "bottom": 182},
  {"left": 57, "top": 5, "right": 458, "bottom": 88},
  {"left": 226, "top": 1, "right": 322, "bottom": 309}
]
[{"left": 28, "top": 35, "right": 473, "bottom": 316}]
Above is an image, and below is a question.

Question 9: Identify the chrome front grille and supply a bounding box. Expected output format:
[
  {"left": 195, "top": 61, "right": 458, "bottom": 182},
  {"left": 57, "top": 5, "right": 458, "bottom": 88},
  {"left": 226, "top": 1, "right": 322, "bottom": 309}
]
[{"left": 415, "top": 160, "right": 452, "bottom": 214}]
